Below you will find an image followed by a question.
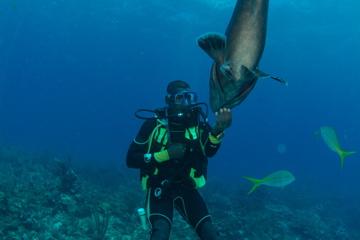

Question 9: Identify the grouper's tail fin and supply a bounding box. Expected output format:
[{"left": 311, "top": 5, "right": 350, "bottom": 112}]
[
  {"left": 197, "top": 33, "right": 226, "bottom": 64},
  {"left": 243, "top": 176, "right": 263, "bottom": 195}
]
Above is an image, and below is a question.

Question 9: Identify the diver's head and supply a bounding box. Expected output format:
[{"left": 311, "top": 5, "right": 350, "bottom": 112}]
[
  {"left": 165, "top": 80, "right": 199, "bottom": 126},
  {"left": 165, "top": 80, "right": 197, "bottom": 108}
]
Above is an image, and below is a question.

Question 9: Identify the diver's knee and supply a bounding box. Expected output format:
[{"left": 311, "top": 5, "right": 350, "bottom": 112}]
[
  {"left": 196, "top": 218, "right": 218, "bottom": 240},
  {"left": 150, "top": 217, "right": 171, "bottom": 240}
]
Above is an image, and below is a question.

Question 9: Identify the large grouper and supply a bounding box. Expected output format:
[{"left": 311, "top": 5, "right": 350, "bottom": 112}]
[{"left": 197, "top": 0, "right": 286, "bottom": 112}]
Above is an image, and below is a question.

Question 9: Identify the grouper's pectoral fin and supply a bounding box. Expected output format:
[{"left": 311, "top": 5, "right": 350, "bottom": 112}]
[
  {"left": 210, "top": 66, "right": 258, "bottom": 112},
  {"left": 197, "top": 33, "right": 226, "bottom": 64},
  {"left": 255, "top": 69, "right": 288, "bottom": 86},
  {"left": 218, "top": 65, "right": 258, "bottom": 110}
]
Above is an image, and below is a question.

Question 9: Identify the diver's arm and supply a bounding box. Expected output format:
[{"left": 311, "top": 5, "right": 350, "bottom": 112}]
[
  {"left": 126, "top": 120, "right": 156, "bottom": 169},
  {"left": 203, "top": 108, "right": 232, "bottom": 157},
  {"left": 203, "top": 130, "right": 222, "bottom": 157},
  {"left": 199, "top": 122, "right": 222, "bottom": 157}
]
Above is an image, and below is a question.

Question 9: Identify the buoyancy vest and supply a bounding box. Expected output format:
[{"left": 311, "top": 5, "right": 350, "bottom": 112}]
[{"left": 138, "top": 119, "right": 208, "bottom": 190}]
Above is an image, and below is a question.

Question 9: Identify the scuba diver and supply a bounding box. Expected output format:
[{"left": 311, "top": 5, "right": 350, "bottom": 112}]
[{"left": 126, "top": 80, "right": 232, "bottom": 239}]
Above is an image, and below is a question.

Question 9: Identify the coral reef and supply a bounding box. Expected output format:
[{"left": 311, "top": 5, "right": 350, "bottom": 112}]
[{"left": 0, "top": 145, "right": 359, "bottom": 239}]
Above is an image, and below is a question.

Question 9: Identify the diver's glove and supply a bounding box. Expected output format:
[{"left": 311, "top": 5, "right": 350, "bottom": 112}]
[
  {"left": 211, "top": 108, "right": 232, "bottom": 138},
  {"left": 148, "top": 143, "right": 186, "bottom": 164}
]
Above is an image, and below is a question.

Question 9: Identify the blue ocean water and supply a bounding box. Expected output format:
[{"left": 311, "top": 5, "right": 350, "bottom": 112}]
[{"left": 1, "top": 0, "right": 359, "bottom": 238}]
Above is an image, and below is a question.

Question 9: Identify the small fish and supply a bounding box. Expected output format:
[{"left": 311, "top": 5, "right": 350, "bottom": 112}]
[
  {"left": 243, "top": 170, "right": 295, "bottom": 194},
  {"left": 320, "top": 126, "right": 356, "bottom": 168}
]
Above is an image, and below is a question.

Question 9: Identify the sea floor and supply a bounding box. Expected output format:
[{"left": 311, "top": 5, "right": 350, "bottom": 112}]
[{"left": 0, "top": 146, "right": 359, "bottom": 240}]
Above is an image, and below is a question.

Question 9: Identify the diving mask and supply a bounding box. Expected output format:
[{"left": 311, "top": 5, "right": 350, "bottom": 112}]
[{"left": 168, "top": 91, "right": 198, "bottom": 106}]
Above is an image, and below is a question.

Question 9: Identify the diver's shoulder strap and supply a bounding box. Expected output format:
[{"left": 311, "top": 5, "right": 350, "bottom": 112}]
[
  {"left": 133, "top": 119, "right": 158, "bottom": 145},
  {"left": 143, "top": 119, "right": 170, "bottom": 153}
]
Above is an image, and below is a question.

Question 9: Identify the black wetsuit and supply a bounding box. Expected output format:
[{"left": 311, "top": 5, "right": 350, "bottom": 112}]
[{"left": 127, "top": 118, "right": 221, "bottom": 240}]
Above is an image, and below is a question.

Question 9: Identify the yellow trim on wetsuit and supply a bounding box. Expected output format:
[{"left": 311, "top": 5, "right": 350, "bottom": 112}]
[
  {"left": 185, "top": 127, "right": 198, "bottom": 140},
  {"left": 141, "top": 121, "right": 211, "bottom": 190},
  {"left": 209, "top": 134, "right": 222, "bottom": 144},
  {"left": 189, "top": 168, "right": 206, "bottom": 188},
  {"left": 154, "top": 150, "right": 170, "bottom": 163}
]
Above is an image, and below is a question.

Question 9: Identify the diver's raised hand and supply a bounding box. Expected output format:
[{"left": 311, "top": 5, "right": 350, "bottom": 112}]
[{"left": 212, "top": 108, "right": 232, "bottom": 135}]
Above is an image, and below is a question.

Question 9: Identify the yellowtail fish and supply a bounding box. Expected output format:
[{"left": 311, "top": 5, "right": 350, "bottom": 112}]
[
  {"left": 320, "top": 126, "right": 356, "bottom": 168},
  {"left": 243, "top": 170, "right": 295, "bottom": 194}
]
